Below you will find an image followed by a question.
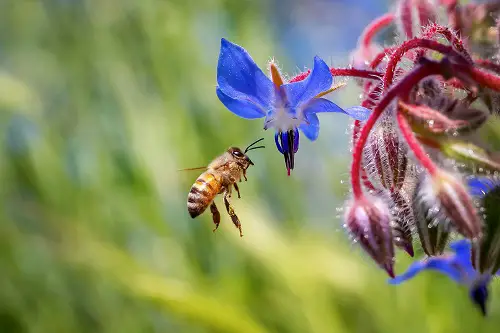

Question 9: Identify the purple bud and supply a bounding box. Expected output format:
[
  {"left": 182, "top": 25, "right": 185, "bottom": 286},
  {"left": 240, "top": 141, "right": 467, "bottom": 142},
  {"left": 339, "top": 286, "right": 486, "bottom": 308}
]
[{"left": 345, "top": 197, "right": 396, "bottom": 277}]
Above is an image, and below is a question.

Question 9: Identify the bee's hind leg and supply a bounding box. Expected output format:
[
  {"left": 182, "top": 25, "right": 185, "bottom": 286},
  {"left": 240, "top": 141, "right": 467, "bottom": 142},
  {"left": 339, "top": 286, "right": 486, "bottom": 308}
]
[
  {"left": 233, "top": 183, "right": 241, "bottom": 199},
  {"left": 223, "top": 191, "right": 243, "bottom": 237},
  {"left": 210, "top": 202, "right": 221, "bottom": 233}
]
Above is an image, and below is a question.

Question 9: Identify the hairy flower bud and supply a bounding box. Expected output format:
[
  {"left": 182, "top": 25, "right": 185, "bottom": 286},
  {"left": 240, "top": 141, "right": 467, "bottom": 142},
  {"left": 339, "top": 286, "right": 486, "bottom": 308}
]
[
  {"left": 364, "top": 115, "right": 408, "bottom": 191},
  {"left": 422, "top": 171, "right": 483, "bottom": 239},
  {"left": 390, "top": 190, "right": 414, "bottom": 257},
  {"left": 413, "top": 180, "right": 450, "bottom": 256},
  {"left": 345, "top": 197, "right": 395, "bottom": 277}
]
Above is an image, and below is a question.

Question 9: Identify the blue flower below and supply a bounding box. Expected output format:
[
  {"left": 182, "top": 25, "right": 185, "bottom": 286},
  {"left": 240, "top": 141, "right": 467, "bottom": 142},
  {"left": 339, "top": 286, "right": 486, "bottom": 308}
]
[{"left": 389, "top": 239, "right": 500, "bottom": 315}]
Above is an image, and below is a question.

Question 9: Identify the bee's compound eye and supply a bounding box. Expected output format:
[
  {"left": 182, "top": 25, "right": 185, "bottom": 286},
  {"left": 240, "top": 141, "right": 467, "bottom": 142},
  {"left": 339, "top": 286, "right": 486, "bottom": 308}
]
[{"left": 233, "top": 151, "right": 244, "bottom": 158}]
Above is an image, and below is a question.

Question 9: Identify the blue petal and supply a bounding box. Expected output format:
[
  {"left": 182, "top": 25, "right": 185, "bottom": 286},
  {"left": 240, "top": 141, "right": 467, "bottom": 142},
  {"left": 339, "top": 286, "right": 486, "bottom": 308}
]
[
  {"left": 217, "top": 38, "right": 274, "bottom": 110},
  {"left": 343, "top": 106, "right": 372, "bottom": 121},
  {"left": 281, "top": 56, "right": 332, "bottom": 107},
  {"left": 388, "top": 256, "right": 463, "bottom": 285},
  {"left": 467, "top": 177, "right": 500, "bottom": 198},
  {"left": 302, "top": 98, "right": 346, "bottom": 115},
  {"left": 449, "top": 239, "right": 476, "bottom": 277},
  {"left": 216, "top": 88, "right": 266, "bottom": 119},
  {"left": 299, "top": 112, "right": 319, "bottom": 141},
  {"left": 274, "top": 132, "right": 284, "bottom": 154},
  {"left": 449, "top": 239, "right": 472, "bottom": 257}
]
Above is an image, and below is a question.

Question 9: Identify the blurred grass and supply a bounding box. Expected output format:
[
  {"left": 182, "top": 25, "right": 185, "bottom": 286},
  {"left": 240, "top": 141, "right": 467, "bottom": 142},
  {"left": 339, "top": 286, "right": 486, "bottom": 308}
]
[{"left": 1, "top": 0, "right": 500, "bottom": 332}]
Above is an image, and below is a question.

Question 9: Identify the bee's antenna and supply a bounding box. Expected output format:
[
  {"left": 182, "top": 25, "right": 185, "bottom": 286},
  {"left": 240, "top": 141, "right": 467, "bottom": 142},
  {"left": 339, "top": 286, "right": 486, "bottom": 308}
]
[
  {"left": 244, "top": 138, "right": 265, "bottom": 153},
  {"left": 245, "top": 145, "right": 265, "bottom": 152}
]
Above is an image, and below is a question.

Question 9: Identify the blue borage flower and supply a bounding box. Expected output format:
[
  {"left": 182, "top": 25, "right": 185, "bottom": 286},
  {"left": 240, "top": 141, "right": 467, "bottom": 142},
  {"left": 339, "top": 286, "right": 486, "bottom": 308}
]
[
  {"left": 216, "top": 38, "right": 370, "bottom": 175},
  {"left": 389, "top": 239, "right": 500, "bottom": 315}
]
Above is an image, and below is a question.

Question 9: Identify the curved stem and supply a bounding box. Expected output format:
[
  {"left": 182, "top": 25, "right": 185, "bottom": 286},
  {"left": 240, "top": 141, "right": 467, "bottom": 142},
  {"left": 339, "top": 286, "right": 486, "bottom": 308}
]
[
  {"left": 369, "top": 46, "right": 395, "bottom": 69},
  {"left": 397, "top": 111, "right": 438, "bottom": 175},
  {"left": 289, "top": 68, "right": 383, "bottom": 83},
  {"left": 421, "top": 24, "right": 472, "bottom": 63},
  {"left": 456, "top": 64, "right": 500, "bottom": 92},
  {"left": 360, "top": 13, "right": 395, "bottom": 47},
  {"left": 383, "top": 38, "right": 464, "bottom": 89},
  {"left": 330, "top": 68, "right": 382, "bottom": 80}
]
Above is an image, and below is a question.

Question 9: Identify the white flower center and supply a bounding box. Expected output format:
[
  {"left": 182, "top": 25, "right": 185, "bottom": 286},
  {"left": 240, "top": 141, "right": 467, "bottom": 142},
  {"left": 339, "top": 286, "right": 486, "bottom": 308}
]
[{"left": 264, "top": 106, "right": 303, "bottom": 132}]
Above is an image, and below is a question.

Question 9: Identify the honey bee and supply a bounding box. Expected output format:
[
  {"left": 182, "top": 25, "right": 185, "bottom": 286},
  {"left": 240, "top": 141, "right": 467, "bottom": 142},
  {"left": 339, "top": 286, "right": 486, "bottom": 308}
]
[{"left": 186, "top": 138, "right": 265, "bottom": 237}]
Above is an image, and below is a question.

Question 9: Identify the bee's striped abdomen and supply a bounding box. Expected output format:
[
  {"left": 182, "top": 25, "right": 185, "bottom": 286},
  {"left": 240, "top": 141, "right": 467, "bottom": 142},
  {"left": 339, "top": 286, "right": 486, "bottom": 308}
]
[{"left": 187, "top": 172, "right": 221, "bottom": 218}]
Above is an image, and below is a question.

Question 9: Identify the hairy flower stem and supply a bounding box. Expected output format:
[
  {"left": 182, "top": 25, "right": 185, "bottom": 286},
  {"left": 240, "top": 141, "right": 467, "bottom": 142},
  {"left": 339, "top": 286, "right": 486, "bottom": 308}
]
[
  {"left": 290, "top": 68, "right": 383, "bottom": 83},
  {"left": 457, "top": 64, "right": 500, "bottom": 91},
  {"left": 421, "top": 25, "right": 472, "bottom": 63},
  {"left": 384, "top": 38, "right": 466, "bottom": 88},
  {"left": 331, "top": 68, "right": 383, "bottom": 80},
  {"left": 396, "top": 111, "right": 437, "bottom": 175},
  {"left": 370, "top": 47, "right": 395, "bottom": 69},
  {"left": 351, "top": 59, "right": 443, "bottom": 199}
]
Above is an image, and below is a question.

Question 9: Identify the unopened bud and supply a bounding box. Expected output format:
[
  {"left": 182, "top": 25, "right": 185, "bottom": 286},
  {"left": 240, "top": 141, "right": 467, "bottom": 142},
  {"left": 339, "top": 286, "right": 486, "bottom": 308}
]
[
  {"left": 345, "top": 197, "right": 395, "bottom": 277},
  {"left": 427, "top": 171, "right": 483, "bottom": 239},
  {"left": 413, "top": 182, "right": 450, "bottom": 256},
  {"left": 390, "top": 190, "right": 414, "bottom": 257},
  {"left": 473, "top": 182, "right": 500, "bottom": 273},
  {"left": 364, "top": 116, "right": 408, "bottom": 190}
]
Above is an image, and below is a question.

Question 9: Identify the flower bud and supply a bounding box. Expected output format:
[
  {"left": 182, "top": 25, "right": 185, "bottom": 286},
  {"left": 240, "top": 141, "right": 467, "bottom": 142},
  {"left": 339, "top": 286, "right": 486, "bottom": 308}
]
[
  {"left": 413, "top": 181, "right": 450, "bottom": 256},
  {"left": 345, "top": 197, "right": 395, "bottom": 277},
  {"left": 364, "top": 115, "right": 408, "bottom": 191},
  {"left": 473, "top": 182, "right": 500, "bottom": 273},
  {"left": 425, "top": 171, "right": 483, "bottom": 239},
  {"left": 390, "top": 190, "right": 414, "bottom": 257}
]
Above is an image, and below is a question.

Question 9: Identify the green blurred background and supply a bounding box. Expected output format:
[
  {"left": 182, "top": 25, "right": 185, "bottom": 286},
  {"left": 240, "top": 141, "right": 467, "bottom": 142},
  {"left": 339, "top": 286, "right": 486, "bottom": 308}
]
[{"left": 0, "top": 0, "right": 499, "bottom": 332}]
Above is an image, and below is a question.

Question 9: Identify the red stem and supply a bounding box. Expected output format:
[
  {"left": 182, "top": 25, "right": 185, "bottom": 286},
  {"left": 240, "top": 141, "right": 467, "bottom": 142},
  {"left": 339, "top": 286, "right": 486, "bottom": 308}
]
[
  {"left": 330, "top": 68, "right": 382, "bottom": 80},
  {"left": 289, "top": 68, "right": 383, "bottom": 83},
  {"left": 360, "top": 13, "right": 395, "bottom": 47},
  {"left": 383, "top": 38, "right": 463, "bottom": 89},
  {"left": 474, "top": 58, "right": 500, "bottom": 75},
  {"left": 351, "top": 60, "right": 442, "bottom": 199},
  {"left": 456, "top": 64, "right": 500, "bottom": 91},
  {"left": 396, "top": 111, "right": 438, "bottom": 175},
  {"left": 420, "top": 24, "right": 472, "bottom": 63}
]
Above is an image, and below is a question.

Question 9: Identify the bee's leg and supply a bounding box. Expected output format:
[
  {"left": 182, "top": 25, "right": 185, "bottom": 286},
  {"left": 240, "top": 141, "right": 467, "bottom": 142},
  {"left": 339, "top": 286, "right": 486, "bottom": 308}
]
[
  {"left": 223, "top": 191, "right": 243, "bottom": 237},
  {"left": 242, "top": 168, "right": 248, "bottom": 181},
  {"left": 210, "top": 202, "right": 221, "bottom": 233},
  {"left": 233, "top": 183, "right": 241, "bottom": 199}
]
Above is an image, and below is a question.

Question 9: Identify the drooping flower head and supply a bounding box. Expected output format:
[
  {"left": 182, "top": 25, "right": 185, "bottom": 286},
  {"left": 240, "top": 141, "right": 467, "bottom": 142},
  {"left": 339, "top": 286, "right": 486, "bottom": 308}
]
[
  {"left": 216, "top": 38, "right": 370, "bottom": 175},
  {"left": 389, "top": 239, "right": 500, "bottom": 315}
]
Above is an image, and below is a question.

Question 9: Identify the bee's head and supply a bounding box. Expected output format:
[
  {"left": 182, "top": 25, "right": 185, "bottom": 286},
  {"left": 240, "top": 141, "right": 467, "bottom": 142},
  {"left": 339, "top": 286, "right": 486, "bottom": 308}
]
[
  {"left": 227, "top": 138, "right": 265, "bottom": 169},
  {"left": 228, "top": 147, "right": 254, "bottom": 167}
]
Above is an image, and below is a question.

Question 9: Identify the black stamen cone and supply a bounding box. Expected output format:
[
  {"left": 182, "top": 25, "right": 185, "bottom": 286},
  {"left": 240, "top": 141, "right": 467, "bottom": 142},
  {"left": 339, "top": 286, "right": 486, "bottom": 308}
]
[{"left": 279, "top": 130, "right": 296, "bottom": 176}]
